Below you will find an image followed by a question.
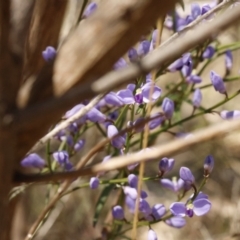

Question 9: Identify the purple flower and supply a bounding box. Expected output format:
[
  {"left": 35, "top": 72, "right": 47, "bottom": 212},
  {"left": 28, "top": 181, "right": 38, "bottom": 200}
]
[
  {"left": 83, "top": 2, "right": 97, "bottom": 18},
  {"left": 165, "top": 216, "right": 186, "bottom": 228},
  {"left": 201, "top": 4, "right": 211, "bottom": 15},
  {"left": 114, "top": 58, "right": 127, "bottom": 70},
  {"left": 225, "top": 50, "right": 233, "bottom": 71},
  {"left": 160, "top": 177, "right": 184, "bottom": 192},
  {"left": 168, "top": 58, "right": 183, "bottom": 72},
  {"left": 202, "top": 46, "right": 215, "bottom": 59},
  {"left": 191, "top": 3, "right": 201, "bottom": 20},
  {"left": 125, "top": 195, "right": 136, "bottom": 213},
  {"left": 90, "top": 177, "right": 99, "bottom": 189},
  {"left": 117, "top": 89, "right": 135, "bottom": 104},
  {"left": 141, "top": 83, "right": 162, "bottom": 103},
  {"left": 128, "top": 48, "right": 138, "bottom": 62},
  {"left": 74, "top": 139, "right": 85, "bottom": 152},
  {"left": 107, "top": 125, "right": 126, "bottom": 149},
  {"left": 105, "top": 92, "right": 124, "bottom": 106},
  {"left": 21, "top": 153, "right": 45, "bottom": 168},
  {"left": 112, "top": 205, "right": 124, "bottom": 220},
  {"left": 148, "top": 229, "right": 158, "bottom": 240},
  {"left": 204, "top": 155, "right": 214, "bottom": 175},
  {"left": 162, "top": 98, "right": 174, "bottom": 119},
  {"left": 149, "top": 29, "right": 158, "bottom": 51},
  {"left": 186, "top": 74, "right": 202, "bottom": 84},
  {"left": 170, "top": 193, "right": 211, "bottom": 217},
  {"left": 53, "top": 151, "right": 73, "bottom": 170},
  {"left": 159, "top": 157, "right": 175, "bottom": 174},
  {"left": 42, "top": 46, "right": 56, "bottom": 62},
  {"left": 139, "top": 198, "right": 152, "bottom": 215},
  {"left": 192, "top": 88, "right": 202, "bottom": 108},
  {"left": 179, "top": 167, "right": 195, "bottom": 184},
  {"left": 86, "top": 107, "right": 106, "bottom": 123},
  {"left": 64, "top": 104, "right": 87, "bottom": 124},
  {"left": 148, "top": 113, "right": 164, "bottom": 130},
  {"left": 152, "top": 204, "right": 166, "bottom": 220},
  {"left": 128, "top": 174, "right": 138, "bottom": 188},
  {"left": 137, "top": 40, "right": 150, "bottom": 56},
  {"left": 210, "top": 71, "right": 226, "bottom": 94},
  {"left": 220, "top": 110, "right": 240, "bottom": 120}
]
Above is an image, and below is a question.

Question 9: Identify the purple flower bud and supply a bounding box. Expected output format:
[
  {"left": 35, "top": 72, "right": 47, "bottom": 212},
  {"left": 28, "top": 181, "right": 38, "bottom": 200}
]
[
  {"left": 137, "top": 40, "right": 150, "bottom": 56},
  {"left": 191, "top": 3, "right": 201, "bottom": 20},
  {"left": 117, "top": 89, "right": 135, "bottom": 104},
  {"left": 83, "top": 2, "right": 97, "bottom": 18},
  {"left": 128, "top": 48, "right": 138, "bottom": 62},
  {"left": 64, "top": 104, "right": 87, "bottom": 124},
  {"left": 162, "top": 98, "right": 174, "bottom": 119},
  {"left": 90, "top": 177, "right": 99, "bottom": 189},
  {"left": 202, "top": 46, "right": 215, "bottom": 59},
  {"left": 53, "top": 151, "right": 69, "bottom": 165},
  {"left": 165, "top": 216, "right": 186, "bottom": 228},
  {"left": 220, "top": 110, "right": 240, "bottom": 120},
  {"left": 192, "top": 88, "right": 202, "bottom": 108},
  {"left": 74, "top": 139, "right": 85, "bottom": 152},
  {"left": 225, "top": 50, "right": 233, "bottom": 71},
  {"left": 179, "top": 167, "right": 195, "bottom": 184},
  {"left": 128, "top": 174, "right": 138, "bottom": 188},
  {"left": 134, "top": 89, "right": 143, "bottom": 104},
  {"left": 148, "top": 113, "right": 164, "bottom": 130},
  {"left": 168, "top": 58, "right": 183, "bottom": 72},
  {"left": 186, "top": 15, "right": 194, "bottom": 25},
  {"left": 107, "top": 125, "right": 126, "bottom": 149},
  {"left": 139, "top": 199, "right": 152, "bottom": 215},
  {"left": 123, "top": 186, "right": 138, "bottom": 199},
  {"left": 105, "top": 92, "right": 124, "bottom": 106},
  {"left": 141, "top": 83, "right": 162, "bottom": 103},
  {"left": 141, "top": 190, "right": 148, "bottom": 199},
  {"left": 114, "top": 58, "right": 127, "bottom": 70},
  {"left": 182, "top": 53, "right": 192, "bottom": 65},
  {"left": 21, "top": 153, "right": 45, "bottom": 168},
  {"left": 42, "top": 46, "right": 56, "bottom": 62},
  {"left": 125, "top": 195, "right": 136, "bottom": 213},
  {"left": 159, "top": 157, "right": 175, "bottom": 174},
  {"left": 112, "top": 205, "right": 124, "bottom": 220},
  {"left": 148, "top": 229, "right": 158, "bottom": 240},
  {"left": 186, "top": 74, "right": 202, "bottom": 84},
  {"left": 87, "top": 107, "right": 106, "bottom": 123},
  {"left": 109, "top": 111, "right": 119, "bottom": 121},
  {"left": 201, "top": 4, "right": 211, "bottom": 15},
  {"left": 210, "top": 71, "right": 226, "bottom": 94},
  {"left": 152, "top": 204, "right": 166, "bottom": 220},
  {"left": 204, "top": 155, "right": 214, "bottom": 175}
]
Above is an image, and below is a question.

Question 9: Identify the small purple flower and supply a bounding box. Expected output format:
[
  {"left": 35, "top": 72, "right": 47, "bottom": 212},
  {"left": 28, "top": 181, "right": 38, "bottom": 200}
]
[
  {"left": 83, "top": 2, "right": 97, "bottom": 18},
  {"left": 192, "top": 88, "right": 202, "bottom": 108},
  {"left": 170, "top": 194, "right": 211, "bottom": 217},
  {"left": 128, "top": 174, "right": 138, "bottom": 188},
  {"left": 204, "top": 155, "right": 214, "bottom": 175},
  {"left": 141, "top": 83, "right": 162, "bottom": 103},
  {"left": 42, "top": 46, "right": 56, "bottom": 62},
  {"left": 21, "top": 153, "right": 45, "bottom": 168},
  {"left": 53, "top": 151, "right": 73, "bottom": 170},
  {"left": 74, "top": 139, "right": 85, "bottom": 152},
  {"left": 148, "top": 229, "right": 158, "bottom": 240},
  {"left": 220, "top": 110, "right": 240, "bottom": 120},
  {"left": 148, "top": 113, "right": 164, "bottom": 130},
  {"left": 185, "top": 15, "right": 194, "bottom": 25},
  {"left": 186, "top": 74, "right": 202, "bottom": 84},
  {"left": 159, "top": 157, "right": 175, "bottom": 174},
  {"left": 86, "top": 107, "right": 106, "bottom": 123},
  {"left": 168, "top": 58, "right": 183, "bottom": 72},
  {"left": 202, "top": 46, "right": 215, "bottom": 59},
  {"left": 210, "top": 71, "right": 226, "bottom": 94},
  {"left": 160, "top": 177, "right": 184, "bottom": 192},
  {"left": 179, "top": 167, "right": 195, "bottom": 184},
  {"left": 107, "top": 125, "right": 126, "bottom": 149},
  {"left": 128, "top": 48, "right": 138, "bottom": 62},
  {"left": 139, "top": 198, "right": 152, "bottom": 215},
  {"left": 162, "top": 98, "right": 174, "bottom": 119},
  {"left": 137, "top": 40, "right": 150, "bottom": 56},
  {"left": 165, "top": 216, "right": 186, "bottom": 228},
  {"left": 114, "top": 58, "right": 127, "bottom": 70},
  {"left": 191, "top": 3, "right": 201, "bottom": 20},
  {"left": 112, "top": 205, "right": 124, "bottom": 220},
  {"left": 117, "top": 89, "right": 135, "bottom": 104},
  {"left": 152, "top": 204, "right": 166, "bottom": 220},
  {"left": 64, "top": 104, "right": 87, "bottom": 124},
  {"left": 201, "top": 4, "right": 211, "bottom": 15},
  {"left": 225, "top": 50, "right": 233, "bottom": 71},
  {"left": 90, "top": 177, "right": 99, "bottom": 189},
  {"left": 105, "top": 92, "right": 124, "bottom": 106}
]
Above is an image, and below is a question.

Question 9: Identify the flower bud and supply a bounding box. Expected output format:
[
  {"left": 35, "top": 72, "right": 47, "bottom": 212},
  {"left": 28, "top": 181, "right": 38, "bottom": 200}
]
[
  {"left": 42, "top": 46, "right": 56, "bottom": 62},
  {"left": 204, "top": 155, "right": 214, "bottom": 175},
  {"left": 148, "top": 229, "right": 158, "bottom": 240},
  {"left": 202, "top": 46, "right": 215, "bottom": 59},
  {"left": 89, "top": 177, "right": 99, "bottom": 189},
  {"left": 128, "top": 174, "right": 138, "bottom": 188},
  {"left": 128, "top": 48, "right": 138, "bottom": 62},
  {"left": 112, "top": 205, "right": 124, "bottom": 220},
  {"left": 21, "top": 153, "right": 45, "bottom": 168},
  {"left": 179, "top": 167, "right": 195, "bottom": 184},
  {"left": 162, "top": 98, "right": 174, "bottom": 119},
  {"left": 192, "top": 88, "right": 202, "bottom": 108},
  {"left": 210, "top": 71, "right": 226, "bottom": 94},
  {"left": 74, "top": 139, "right": 85, "bottom": 152},
  {"left": 83, "top": 2, "right": 97, "bottom": 18},
  {"left": 137, "top": 40, "right": 150, "bottom": 56},
  {"left": 225, "top": 50, "right": 233, "bottom": 71}
]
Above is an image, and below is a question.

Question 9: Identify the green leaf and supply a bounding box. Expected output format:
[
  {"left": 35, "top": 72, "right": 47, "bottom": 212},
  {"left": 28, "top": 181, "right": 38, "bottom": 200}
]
[{"left": 93, "top": 184, "right": 115, "bottom": 227}]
